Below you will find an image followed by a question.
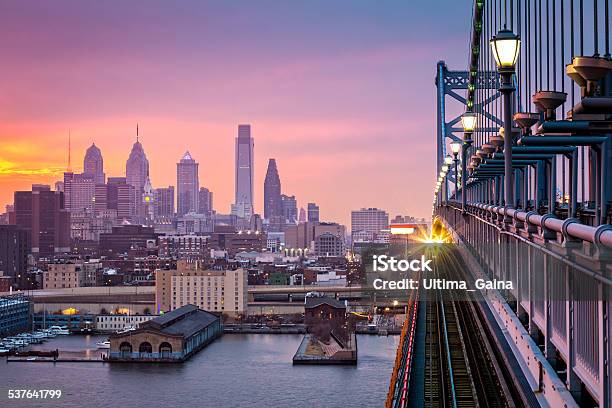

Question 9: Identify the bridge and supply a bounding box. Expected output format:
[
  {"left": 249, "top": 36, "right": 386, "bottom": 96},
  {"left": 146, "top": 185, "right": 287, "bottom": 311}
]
[{"left": 388, "top": 1, "right": 611, "bottom": 407}]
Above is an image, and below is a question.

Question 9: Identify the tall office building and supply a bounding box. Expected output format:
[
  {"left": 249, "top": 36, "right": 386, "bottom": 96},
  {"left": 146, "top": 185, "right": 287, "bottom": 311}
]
[
  {"left": 298, "top": 207, "right": 307, "bottom": 223},
  {"left": 198, "top": 187, "right": 213, "bottom": 216},
  {"left": 63, "top": 172, "right": 96, "bottom": 212},
  {"left": 83, "top": 143, "right": 105, "bottom": 184},
  {"left": 126, "top": 132, "right": 150, "bottom": 218},
  {"left": 154, "top": 187, "right": 175, "bottom": 218},
  {"left": 177, "top": 151, "right": 199, "bottom": 216},
  {"left": 0, "top": 225, "right": 29, "bottom": 287},
  {"left": 13, "top": 185, "right": 70, "bottom": 257},
  {"left": 95, "top": 177, "right": 135, "bottom": 221},
  {"left": 232, "top": 124, "right": 254, "bottom": 219},
  {"left": 281, "top": 194, "right": 297, "bottom": 224},
  {"left": 351, "top": 207, "right": 389, "bottom": 241},
  {"left": 307, "top": 203, "right": 320, "bottom": 222},
  {"left": 264, "top": 159, "right": 282, "bottom": 219}
]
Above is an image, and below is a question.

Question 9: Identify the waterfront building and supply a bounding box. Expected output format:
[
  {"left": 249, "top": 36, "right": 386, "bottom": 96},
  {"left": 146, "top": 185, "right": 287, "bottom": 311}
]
[
  {"left": 154, "top": 186, "right": 175, "bottom": 218},
  {"left": 13, "top": 185, "right": 71, "bottom": 257},
  {"left": 63, "top": 172, "right": 96, "bottom": 212},
  {"left": 351, "top": 207, "right": 389, "bottom": 242},
  {"left": 177, "top": 151, "right": 199, "bottom": 216},
  {"left": 126, "top": 134, "right": 150, "bottom": 218},
  {"left": 83, "top": 143, "right": 105, "bottom": 184},
  {"left": 0, "top": 225, "right": 28, "bottom": 287},
  {"left": 108, "top": 304, "right": 222, "bottom": 362},
  {"left": 0, "top": 294, "right": 31, "bottom": 336},
  {"left": 155, "top": 261, "right": 248, "bottom": 315},
  {"left": 232, "top": 124, "right": 254, "bottom": 220},
  {"left": 96, "top": 314, "right": 155, "bottom": 332},
  {"left": 198, "top": 187, "right": 213, "bottom": 216},
  {"left": 307, "top": 203, "right": 319, "bottom": 222}
]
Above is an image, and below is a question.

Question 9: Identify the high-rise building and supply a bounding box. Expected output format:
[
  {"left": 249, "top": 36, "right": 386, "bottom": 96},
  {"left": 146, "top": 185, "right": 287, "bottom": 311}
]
[
  {"left": 0, "top": 225, "right": 29, "bottom": 287},
  {"left": 198, "top": 187, "right": 213, "bottom": 216},
  {"left": 126, "top": 132, "right": 150, "bottom": 218},
  {"left": 264, "top": 159, "right": 282, "bottom": 219},
  {"left": 13, "top": 185, "right": 70, "bottom": 257},
  {"left": 83, "top": 143, "right": 105, "bottom": 184},
  {"left": 232, "top": 124, "right": 254, "bottom": 219},
  {"left": 177, "top": 151, "right": 199, "bottom": 216},
  {"left": 63, "top": 172, "right": 96, "bottom": 212},
  {"left": 298, "top": 207, "right": 307, "bottom": 223},
  {"left": 95, "top": 177, "right": 135, "bottom": 221},
  {"left": 142, "top": 176, "right": 155, "bottom": 222},
  {"left": 351, "top": 208, "right": 389, "bottom": 242},
  {"left": 307, "top": 203, "right": 320, "bottom": 222},
  {"left": 154, "top": 187, "right": 175, "bottom": 218},
  {"left": 281, "top": 194, "right": 297, "bottom": 224}
]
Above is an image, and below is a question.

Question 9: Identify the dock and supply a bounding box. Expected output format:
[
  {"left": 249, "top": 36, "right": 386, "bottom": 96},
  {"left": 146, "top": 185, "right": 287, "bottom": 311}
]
[{"left": 292, "top": 333, "right": 357, "bottom": 365}]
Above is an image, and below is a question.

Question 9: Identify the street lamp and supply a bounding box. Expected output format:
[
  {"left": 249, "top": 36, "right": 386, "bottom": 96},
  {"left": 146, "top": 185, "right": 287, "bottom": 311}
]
[
  {"left": 450, "top": 141, "right": 461, "bottom": 199},
  {"left": 491, "top": 28, "right": 520, "bottom": 216},
  {"left": 460, "top": 112, "right": 477, "bottom": 212}
]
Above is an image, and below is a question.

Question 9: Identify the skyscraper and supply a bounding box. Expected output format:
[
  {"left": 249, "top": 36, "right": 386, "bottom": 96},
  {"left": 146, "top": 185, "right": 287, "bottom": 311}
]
[
  {"left": 126, "top": 129, "right": 150, "bottom": 218},
  {"left": 95, "top": 177, "right": 135, "bottom": 221},
  {"left": 154, "top": 187, "right": 175, "bottom": 218},
  {"left": 177, "top": 151, "right": 199, "bottom": 216},
  {"left": 13, "top": 185, "right": 70, "bottom": 257},
  {"left": 63, "top": 172, "right": 96, "bottom": 212},
  {"left": 281, "top": 194, "right": 297, "bottom": 224},
  {"left": 83, "top": 143, "right": 105, "bottom": 184},
  {"left": 232, "top": 124, "right": 254, "bottom": 219},
  {"left": 198, "top": 187, "right": 213, "bottom": 216},
  {"left": 264, "top": 159, "right": 282, "bottom": 219},
  {"left": 307, "top": 203, "right": 320, "bottom": 222}
]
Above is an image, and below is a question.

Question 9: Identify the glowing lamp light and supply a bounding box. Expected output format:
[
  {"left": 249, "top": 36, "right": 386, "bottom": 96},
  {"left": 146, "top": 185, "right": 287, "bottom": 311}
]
[
  {"left": 444, "top": 155, "right": 453, "bottom": 165},
  {"left": 441, "top": 164, "right": 449, "bottom": 173},
  {"left": 390, "top": 224, "right": 416, "bottom": 235},
  {"left": 461, "top": 112, "right": 477, "bottom": 132},
  {"left": 490, "top": 28, "right": 520, "bottom": 70},
  {"left": 450, "top": 141, "right": 462, "bottom": 155}
]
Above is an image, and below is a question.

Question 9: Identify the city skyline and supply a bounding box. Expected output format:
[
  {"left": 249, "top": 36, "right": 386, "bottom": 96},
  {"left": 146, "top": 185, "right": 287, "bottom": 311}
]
[{"left": 0, "top": 0, "right": 472, "bottom": 226}]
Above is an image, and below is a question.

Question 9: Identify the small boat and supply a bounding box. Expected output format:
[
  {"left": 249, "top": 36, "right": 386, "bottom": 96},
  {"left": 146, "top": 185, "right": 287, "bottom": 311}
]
[
  {"left": 96, "top": 340, "right": 111, "bottom": 349},
  {"left": 26, "top": 357, "right": 37, "bottom": 361}
]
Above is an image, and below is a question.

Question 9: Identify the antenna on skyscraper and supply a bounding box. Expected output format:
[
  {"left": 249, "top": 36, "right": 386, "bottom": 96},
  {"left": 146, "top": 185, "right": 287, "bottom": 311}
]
[
  {"left": 136, "top": 123, "right": 139, "bottom": 142},
  {"left": 67, "top": 129, "right": 72, "bottom": 172}
]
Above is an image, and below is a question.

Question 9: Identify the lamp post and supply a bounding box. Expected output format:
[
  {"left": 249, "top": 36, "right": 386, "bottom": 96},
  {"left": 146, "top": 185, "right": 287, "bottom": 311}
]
[
  {"left": 490, "top": 28, "right": 520, "bottom": 217},
  {"left": 440, "top": 166, "right": 449, "bottom": 203},
  {"left": 450, "top": 142, "right": 461, "bottom": 199},
  {"left": 460, "top": 112, "right": 477, "bottom": 212}
]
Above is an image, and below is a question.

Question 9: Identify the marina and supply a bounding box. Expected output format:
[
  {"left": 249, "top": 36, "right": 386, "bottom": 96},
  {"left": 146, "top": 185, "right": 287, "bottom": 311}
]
[{"left": 1, "top": 334, "right": 398, "bottom": 407}]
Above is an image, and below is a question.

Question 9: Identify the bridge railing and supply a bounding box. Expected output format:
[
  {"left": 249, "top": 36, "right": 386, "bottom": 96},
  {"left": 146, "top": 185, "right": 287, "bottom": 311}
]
[{"left": 436, "top": 201, "right": 611, "bottom": 406}]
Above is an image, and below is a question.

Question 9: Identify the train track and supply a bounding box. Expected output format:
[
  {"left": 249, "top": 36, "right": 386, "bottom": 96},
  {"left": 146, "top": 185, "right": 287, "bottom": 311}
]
[{"left": 421, "top": 247, "right": 526, "bottom": 408}]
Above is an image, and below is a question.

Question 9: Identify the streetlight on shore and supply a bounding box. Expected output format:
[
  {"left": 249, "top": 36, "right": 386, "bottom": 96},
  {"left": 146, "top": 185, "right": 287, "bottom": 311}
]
[{"left": 490, "top": 27, "right": 520, "bottom": 216}]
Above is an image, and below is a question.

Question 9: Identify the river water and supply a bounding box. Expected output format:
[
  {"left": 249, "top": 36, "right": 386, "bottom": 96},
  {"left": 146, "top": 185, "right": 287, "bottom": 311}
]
[{"left": 1, "top": 334, "right": 399, "bottom": 408}]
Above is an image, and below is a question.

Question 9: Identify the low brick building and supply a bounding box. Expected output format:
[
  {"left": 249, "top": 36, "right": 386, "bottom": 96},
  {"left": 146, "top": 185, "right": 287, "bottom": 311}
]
[{"left": 108, "top": 304, "right": 221, "bottom": 362}]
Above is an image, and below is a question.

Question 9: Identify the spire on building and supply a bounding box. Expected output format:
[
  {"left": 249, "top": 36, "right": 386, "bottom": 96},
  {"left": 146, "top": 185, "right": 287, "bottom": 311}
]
[{"left": 67, "top": 129, "right": 72, "bottom": 172}]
